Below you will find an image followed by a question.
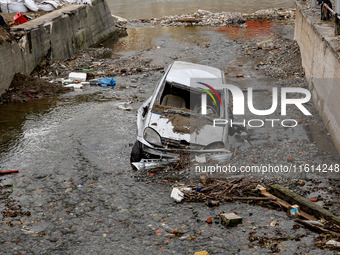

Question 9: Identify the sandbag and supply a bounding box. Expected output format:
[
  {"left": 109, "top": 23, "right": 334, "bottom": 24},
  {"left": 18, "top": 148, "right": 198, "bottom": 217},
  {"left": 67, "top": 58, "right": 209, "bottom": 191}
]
[
  {"left": 42, "top": 0, "right": 59, "bottom": 8},
  {"left": 24, "top": 0, "right": 39, "bottom": 11},
  {"left": 37, "top": 2, "right": 54, "bottom": 11},
  {"left": 0, "top": 0, "right": 29, "bottom": 13}
]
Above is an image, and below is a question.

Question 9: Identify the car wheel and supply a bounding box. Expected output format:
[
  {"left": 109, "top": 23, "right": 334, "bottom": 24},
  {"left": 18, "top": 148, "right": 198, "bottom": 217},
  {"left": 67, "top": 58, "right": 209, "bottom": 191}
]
[{"left": 130, "top": 141, "right": 143, "bottom": 163}]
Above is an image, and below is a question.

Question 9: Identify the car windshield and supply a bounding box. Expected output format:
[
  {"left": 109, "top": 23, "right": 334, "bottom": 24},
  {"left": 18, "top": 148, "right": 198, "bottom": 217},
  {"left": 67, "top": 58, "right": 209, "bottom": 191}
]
[{"left": 152, "top": 82, "right": 222, "bottom": 118}]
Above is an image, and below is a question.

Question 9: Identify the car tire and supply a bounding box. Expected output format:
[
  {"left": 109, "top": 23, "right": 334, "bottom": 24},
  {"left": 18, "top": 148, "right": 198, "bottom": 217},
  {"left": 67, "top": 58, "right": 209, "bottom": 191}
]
[{"left": 130, "top": 141, "right": 143, "bottom": 163}]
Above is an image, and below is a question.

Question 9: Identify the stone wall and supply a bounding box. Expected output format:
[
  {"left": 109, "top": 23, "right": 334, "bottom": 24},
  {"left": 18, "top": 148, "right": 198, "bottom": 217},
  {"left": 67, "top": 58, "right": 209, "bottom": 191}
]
[
  {"left": 0, "top": 0, "right": 117, "bottom": 94},
  {"left": 295, "top": 0, "right": 340, "bottom": 153}
]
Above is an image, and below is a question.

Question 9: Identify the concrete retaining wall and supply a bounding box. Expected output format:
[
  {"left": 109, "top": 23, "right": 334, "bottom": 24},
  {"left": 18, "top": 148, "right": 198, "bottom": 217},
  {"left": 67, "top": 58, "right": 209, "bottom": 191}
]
[
  {"left": 0, "top": 0, "right": 117, "bottom": 95},
  {"left": 294, "top": 0, "right": 340, "bottom": 153}
]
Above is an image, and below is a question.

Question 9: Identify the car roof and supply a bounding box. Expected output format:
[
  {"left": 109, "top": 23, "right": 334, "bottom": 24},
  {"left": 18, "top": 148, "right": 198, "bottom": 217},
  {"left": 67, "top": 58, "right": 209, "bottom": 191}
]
[{"left": 165, "top": 61, "right": 223, "bottom": 87}]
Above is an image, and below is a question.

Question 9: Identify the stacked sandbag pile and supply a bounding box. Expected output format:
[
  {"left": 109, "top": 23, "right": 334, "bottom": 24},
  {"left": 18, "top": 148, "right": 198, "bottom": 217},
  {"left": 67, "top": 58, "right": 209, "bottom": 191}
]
[{"left": 0, "top": 0, "right": 91, "bottom": 13}]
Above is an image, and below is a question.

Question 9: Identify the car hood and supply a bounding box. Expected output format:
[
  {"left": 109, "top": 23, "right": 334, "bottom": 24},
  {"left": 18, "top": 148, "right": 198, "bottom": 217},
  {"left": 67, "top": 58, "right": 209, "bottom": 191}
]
[{"left": 148, "top": 112, "right": 225, "bottom": 146}]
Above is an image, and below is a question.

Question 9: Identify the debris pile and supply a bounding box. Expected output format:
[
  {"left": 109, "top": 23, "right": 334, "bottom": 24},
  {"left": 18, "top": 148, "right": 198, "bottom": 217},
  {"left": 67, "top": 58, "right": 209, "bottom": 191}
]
[
  {"left": 242, "top": 38, "right": 305, "bottom": 78},
  {"left": 0, "top": 73, "right": 71, "bottom": 104},
  {"left": 180, "top": 178, "right": 263, "bottom": 202},
  {"left": 42, "top": 48, "right": 164, "bottom": 80},
  {"left": 131, "top": 8, "right": 296, "bottom": 27}
]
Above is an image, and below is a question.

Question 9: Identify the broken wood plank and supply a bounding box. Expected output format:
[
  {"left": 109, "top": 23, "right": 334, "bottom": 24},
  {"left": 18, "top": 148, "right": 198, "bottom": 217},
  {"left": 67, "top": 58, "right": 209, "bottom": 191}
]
[
  {"left": 259, "top": 187, "right": 317, "bottom": 221},
  {"left": 271, "top": 184, "right": 340, "bottom": 226},
  {"left": 295, "top": 219, "right": 340, "bottom": 238},
  {"left": 231, "top": 196, "right": 273, "bottom": 201}
]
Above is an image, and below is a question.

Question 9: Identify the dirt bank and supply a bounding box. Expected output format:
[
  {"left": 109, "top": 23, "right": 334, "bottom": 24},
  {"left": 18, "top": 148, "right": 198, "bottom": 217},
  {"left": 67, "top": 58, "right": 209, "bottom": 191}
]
[{"left": 0, "top": 73, "right": 71, "bottom": 104}]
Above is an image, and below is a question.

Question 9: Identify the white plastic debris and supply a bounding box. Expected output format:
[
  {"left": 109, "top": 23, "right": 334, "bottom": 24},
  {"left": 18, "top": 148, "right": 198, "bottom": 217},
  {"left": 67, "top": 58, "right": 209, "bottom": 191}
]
[
  {"left": 68, "top": 72, "right": 87, "bottom": 82},
  {"left": 208, "top": 152, "right": 233, "bottom": 162},
  {"left": 171, "top": 188, "right": 184, "bottom": 202},
  {"left": 62, "top": 78, "right": 73, "bottom": 85},
  {"left": 64, "top": 83, "right": 83, "bottom": 89},
  {"left": 195, "top": 155, "right": 207, "bottom": 163},
  {"left": 117, "top": 102, "right": 132, "bottom": 111},
  {"left": 326, "top": 240, "right": 340, "bottom": 248}
]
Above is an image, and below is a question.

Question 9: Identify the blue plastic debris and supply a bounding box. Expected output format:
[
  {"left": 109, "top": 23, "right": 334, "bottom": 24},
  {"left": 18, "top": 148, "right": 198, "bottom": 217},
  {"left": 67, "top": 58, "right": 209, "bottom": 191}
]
[
  {"left": 196, "top": 185, "right": 202, "bottom": 192},
  {"left": 98, "top": 78, "right": 116, "bottom": 87}
]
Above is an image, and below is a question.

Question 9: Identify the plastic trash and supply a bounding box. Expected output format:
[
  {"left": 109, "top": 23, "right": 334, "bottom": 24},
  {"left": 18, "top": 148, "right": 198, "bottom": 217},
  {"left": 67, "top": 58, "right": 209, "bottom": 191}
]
[
  {"left": 195, "top": 155, "right": 206, "bottom": 163},
  {"left": 98, "top": 77, "right": 116, "bottom": 87},
  {"left": 89, "top": 79, "right": 98, "bottom": 85},
  {"left": 196, "top": 185, "right": 202, "bottom": 192},
  {"left": 64, "top": 84, "right": 83, "bottom": 89},
  {"left": 171, "top": 188, "right": 184, "bottom": 202},
  {"left": 13, "top": 12, "right": 28, "bottom": 24},
  {"left": 69, "top": 72, "right": 87, "bottom": 82}
]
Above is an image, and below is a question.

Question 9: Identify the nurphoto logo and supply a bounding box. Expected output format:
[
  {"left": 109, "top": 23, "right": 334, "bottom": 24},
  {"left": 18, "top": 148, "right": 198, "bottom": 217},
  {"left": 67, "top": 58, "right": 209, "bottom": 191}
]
[{"left": 195, "top": 80, "right": 312, "bottom": 128}]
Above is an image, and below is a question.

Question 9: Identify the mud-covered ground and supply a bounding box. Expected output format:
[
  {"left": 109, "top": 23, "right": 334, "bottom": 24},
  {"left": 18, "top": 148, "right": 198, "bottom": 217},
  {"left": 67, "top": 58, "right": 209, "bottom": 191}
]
[
  {"left": 0, "top": 73, "right": 71, "bottom": 104},
  {"left": 0, "top": 17, "right": 339, "bottom": 254}
]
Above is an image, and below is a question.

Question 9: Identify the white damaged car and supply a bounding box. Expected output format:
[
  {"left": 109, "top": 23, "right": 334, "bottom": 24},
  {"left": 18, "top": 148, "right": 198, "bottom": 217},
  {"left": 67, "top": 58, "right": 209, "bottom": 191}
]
[{"left": 130, "top": 61, "right": 232, "bottom": 168}]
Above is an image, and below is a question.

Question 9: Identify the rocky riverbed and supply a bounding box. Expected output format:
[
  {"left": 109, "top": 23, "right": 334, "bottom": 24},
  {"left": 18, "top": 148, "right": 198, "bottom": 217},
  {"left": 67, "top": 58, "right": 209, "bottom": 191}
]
[{"left": 0, "top": 12, "right": 339, "bottom": 255}]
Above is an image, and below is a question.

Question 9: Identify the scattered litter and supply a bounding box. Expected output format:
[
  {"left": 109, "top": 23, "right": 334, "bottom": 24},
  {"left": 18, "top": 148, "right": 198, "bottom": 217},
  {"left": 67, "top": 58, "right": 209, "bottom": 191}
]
[
  {"left": 286, "top": 205, "right": 300, "bottom": 218},
  {"left": 236, "top": 74, "right": 244, "bottom": 78},
  {"left": 310, "top": 197, "right": 318, "bottom": 202},
  {"left": 325, "top": 240, "right": 340, "bottom": 248},
  {"left": 195, "top": 154, "right": 206, "bottom": 163},
  {"left": 194, "top": 251, "right": 209, "bottom": 255},
  {"left": 220, "top": 213, "right": 243, "bottom": 226},
  {"left": 64, "top": 84, "right": 83, "bottom": 89},
  {"left": 13, "top": 12, "right": 28, "bottom": 24},
  {"left": 132, "top": 158, "right": 176, "bottom": 170},
  {"left": 256, "top": 39, "right": 275, "bottom": 50},
  {"left": 207, "top": 200, "right": 219, "bottom": 207},
  {"left": 89, "top": 79, "right": 99, "bottom": 85},
  {"left": 303, "top": 220, "right": 325, "bottom": 227},
  {"left": 170, "top": 188, "right": 184, "bottom": 202},
  {"left": 270, "top": 220, "right": 278, "bottom": 227},
  {"left": 68, "top": 72, "right": 87, "bottom": 82},
  {"left": 207, "top": 152, "right": 233, "bottom": 162},
  {"left": 0, "top": 170, "right": 19, "bottom": 175},
  {"left": 117, "top": 102, "right": 133, "bottom": 111},
  {"left": 98, "top": 77, "right": 116, "bottom": 87},
  {"left": 287, "top": 157, "right": 294, "bottom": 162},
  {"left": 181, "top": 178, "right": 262, "bottom": 202},
  {"left": 206, "top": 216, "right": 212, "bottom": 224}
]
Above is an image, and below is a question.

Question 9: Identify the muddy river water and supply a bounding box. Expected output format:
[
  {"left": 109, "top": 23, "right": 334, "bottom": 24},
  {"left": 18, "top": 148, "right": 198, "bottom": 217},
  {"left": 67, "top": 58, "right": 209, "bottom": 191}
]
[
  {"left": 0, "top": 1, "right": 339, "bottom": 254},
  {"left": 108, "top": 0, "right": 295, "bottom": 19}
]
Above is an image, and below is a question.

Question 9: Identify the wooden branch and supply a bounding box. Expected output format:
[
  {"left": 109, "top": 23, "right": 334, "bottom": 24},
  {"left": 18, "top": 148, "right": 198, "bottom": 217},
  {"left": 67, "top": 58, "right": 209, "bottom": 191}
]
[
  {"left": 271, "top": 184, "right": 340, "bottom": 226},
  {"left": 231, "top": 196, "right": 273, "bottom": 201},
  {"left": 295, "top": 219, "right": 340, "bottom": 238}
]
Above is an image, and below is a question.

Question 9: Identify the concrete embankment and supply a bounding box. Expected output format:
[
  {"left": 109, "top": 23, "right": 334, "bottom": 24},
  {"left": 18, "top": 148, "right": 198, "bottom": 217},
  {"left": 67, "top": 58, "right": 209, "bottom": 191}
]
[
  {"left": 294, "top": 0, "right": 340, "bottom": 153},
  {"left": 0, "top": 0, "right": 117, "bottom": 95}
]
